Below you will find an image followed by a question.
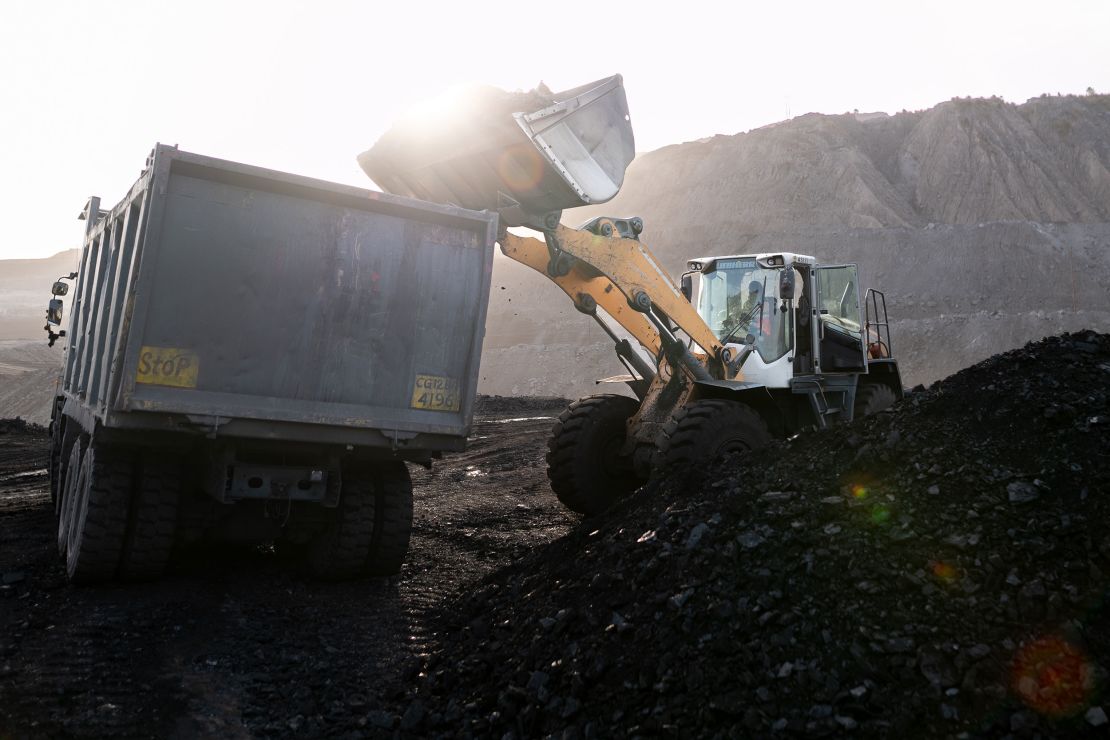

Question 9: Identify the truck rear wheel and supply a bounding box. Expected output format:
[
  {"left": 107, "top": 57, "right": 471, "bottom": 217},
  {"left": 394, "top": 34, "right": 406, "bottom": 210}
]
[
  {"left": 653, "top": 399, "right": 772, "bottom": 473},
  {"left": 364, "top": 462, "right": 413, "bottom": 577},
  {"left": 57, "top": 438, "right": 83, "bottom": 557},
  {"left": 307, "top": 476, "right": 376, "bottom": 581},
  {"left": 66, "top": 441, "right": 134, "bottom": 584},
  {"left": 118, "top": 454, "right": 181, "bottom": 581},
  {"left": 854, "top": 383, "right": 897, "bottom": 419},
  {"left": 546, "top": 394, "right": 642, "bottom": 516},
  {"left": 49, "top": 417, "right": 65, "bottom": 513}
]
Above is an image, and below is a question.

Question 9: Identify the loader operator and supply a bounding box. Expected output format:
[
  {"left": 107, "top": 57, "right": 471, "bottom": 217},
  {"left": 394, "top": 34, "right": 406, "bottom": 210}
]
[
  {"left": 741, "top": 280, "right": 763, "bottom": 317},
  {"left": 726, "top": 280, "right": 769, "bottom": 338},
  {"left": 725, "top": 280, "right": 762, "bottom": 322}
]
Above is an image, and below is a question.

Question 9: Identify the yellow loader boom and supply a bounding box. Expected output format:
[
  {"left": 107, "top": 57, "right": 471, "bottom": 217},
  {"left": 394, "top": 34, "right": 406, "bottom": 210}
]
[
  {"left": 497, "top": 222, "right": 724, "bottom": 376},
  {"left": 359, "top": 75, "right": 727, "bottom": 385},
  {"left": 358, "top": 74, "right": 904, "bottom": 515}
]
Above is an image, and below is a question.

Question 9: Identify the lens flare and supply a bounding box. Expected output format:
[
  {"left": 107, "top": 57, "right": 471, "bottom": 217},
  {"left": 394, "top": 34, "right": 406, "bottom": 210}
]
[
  {"left": 869, "top": 505, "right": 890, "bottom": 524},
  {"left": 931, "top": 561, "right": 958, "bottom": 583},
  {"left": 497, "top": 144, "right": 545, "bottom": 193},
  {"left": 851, "top": 484, "right": 868, "bottom": 500},
  {"left": 1011, "top": 636, "right": 1093, "bottom": 717}
]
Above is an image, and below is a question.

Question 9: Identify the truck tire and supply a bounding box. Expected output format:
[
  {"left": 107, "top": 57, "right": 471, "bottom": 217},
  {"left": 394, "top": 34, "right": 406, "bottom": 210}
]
[
  {"left": 57, "top": 439, "right": 83, "bottom": 557},
  {"left": 854, "top": 383, "right": 897, "bottom": 420},
  {"left": 653, "top": 399, "right": 772, "bottom": 473},
  {"left": 65, "top": 442, "right": 134, "bottom": 584},
  {"left": 118, "top": 454, "right": 181, "bottom": 581},
  {"left": 307, "top": 477, "right": 376, "bottom": 581},
  {"left": 364, "top": 462, "right": 413, "bottom": 577},
  {"left": 546, "top": 394, "right": 642, "bottom": 516},
  {"left": 49, "top": 417, "right": 65, "bottom": 513}
]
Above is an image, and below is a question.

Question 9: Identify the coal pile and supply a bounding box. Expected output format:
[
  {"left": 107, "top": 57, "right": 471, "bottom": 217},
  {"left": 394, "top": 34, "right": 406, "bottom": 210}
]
[
  {"left": 408, "top": 332, "right": 1110, "bottom": 738},
  {"left": 0, "top": 417, "right": 46, "bottom": 436},
  {"left": 474, "top": 394, "right": 571, "bottom": 416}
]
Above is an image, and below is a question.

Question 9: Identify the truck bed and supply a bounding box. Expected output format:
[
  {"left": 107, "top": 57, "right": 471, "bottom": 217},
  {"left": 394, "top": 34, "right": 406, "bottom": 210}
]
[{"left": 62, "top": 145, "right": 498, "bottom": 453}]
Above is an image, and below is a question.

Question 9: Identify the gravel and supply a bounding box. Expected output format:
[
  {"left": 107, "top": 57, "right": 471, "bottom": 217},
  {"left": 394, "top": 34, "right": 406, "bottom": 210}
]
[
  {"left": 408, "top": 331, "right": 1110, "bottom": 738},
  {"left": 1, "top": 335, "right": 1107, "bottom": 738}
]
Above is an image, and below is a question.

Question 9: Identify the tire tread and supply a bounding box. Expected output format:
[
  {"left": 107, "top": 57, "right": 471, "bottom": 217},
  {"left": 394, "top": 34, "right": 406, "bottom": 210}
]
[
  {"left": 546, "top": 394, "right": 641, "bottom": 516},
  {"left": 118, "top": 455, "right": 181, "bottom": 581},
  {"left": 66, "top": 445, "right": 133, "bottom": 584},
  {"left": 653, "top": 399, "right": 771, "bottom": 473},
  {"left": 364, "top": 462, "right": 414, "bottom": 577}
]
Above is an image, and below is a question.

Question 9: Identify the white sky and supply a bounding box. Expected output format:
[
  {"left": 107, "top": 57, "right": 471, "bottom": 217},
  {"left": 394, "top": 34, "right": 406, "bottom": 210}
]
[{"left": 2, "top": 0, "right": 1108, "bottom": 260}]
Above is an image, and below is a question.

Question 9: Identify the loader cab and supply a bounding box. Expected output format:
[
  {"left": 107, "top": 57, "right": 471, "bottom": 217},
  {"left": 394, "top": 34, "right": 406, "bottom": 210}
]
[{"left": 687, "top": 253, "right": 867, "bottom": 386}]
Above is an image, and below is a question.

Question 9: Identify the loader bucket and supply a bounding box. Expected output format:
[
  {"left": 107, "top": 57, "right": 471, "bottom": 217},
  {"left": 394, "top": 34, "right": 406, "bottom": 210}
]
[{"left": 359, "top": 75, "right": 635, "bottom": 227}]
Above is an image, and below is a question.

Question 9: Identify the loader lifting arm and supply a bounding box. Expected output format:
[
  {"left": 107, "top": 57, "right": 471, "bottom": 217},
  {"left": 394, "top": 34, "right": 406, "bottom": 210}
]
[
  {"left": 356, "top": 73, "right": 906, "bottom": 515},
  {"left": 497, "top": 219, "right": 728, "bottom": 386}
]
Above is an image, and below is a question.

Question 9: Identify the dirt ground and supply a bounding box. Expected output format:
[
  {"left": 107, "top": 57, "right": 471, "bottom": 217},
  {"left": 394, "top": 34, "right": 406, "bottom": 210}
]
[
  {"left": 0, "top": 398, "right": 573, "bottom": 739},
  {"left": 3, "top": 329, "right": 1108, "bottom": 739}
]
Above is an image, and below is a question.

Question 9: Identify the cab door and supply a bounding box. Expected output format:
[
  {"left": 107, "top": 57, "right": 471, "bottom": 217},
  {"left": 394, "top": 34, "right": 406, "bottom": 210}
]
[{"left": 814, "top": 265, "right": 867, "bottom": 371}]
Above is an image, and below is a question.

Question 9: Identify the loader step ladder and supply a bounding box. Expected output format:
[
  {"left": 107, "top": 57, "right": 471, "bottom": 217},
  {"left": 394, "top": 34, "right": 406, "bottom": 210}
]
[{"left": 792, "top": 375, "right": 857, "bottom": 430}]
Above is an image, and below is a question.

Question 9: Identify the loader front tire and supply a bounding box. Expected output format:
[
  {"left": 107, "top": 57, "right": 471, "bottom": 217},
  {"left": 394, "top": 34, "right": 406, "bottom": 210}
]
[
  {"left": 854, "top": 383, "right": 897, "bottom": 420},
  {"left": 546, "top": 394, "right": 642, "bottom": 517},
  {"left": 66, "top": 441, "right": 134, "bottom": 584},
  {"left": 364, "top": 462, "right": 413, "bottom": 577},
  {"left": 653, "top": 399, "right": 771, "bottom": 473}
]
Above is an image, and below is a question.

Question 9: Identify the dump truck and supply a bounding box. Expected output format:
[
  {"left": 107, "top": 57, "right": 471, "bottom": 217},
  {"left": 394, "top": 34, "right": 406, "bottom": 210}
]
[
  {"left": 360, "top": 74, "right": 904, "bottom": 515},
  {"left": 45, "top": 145, "right": 498, "bottom": 582}
]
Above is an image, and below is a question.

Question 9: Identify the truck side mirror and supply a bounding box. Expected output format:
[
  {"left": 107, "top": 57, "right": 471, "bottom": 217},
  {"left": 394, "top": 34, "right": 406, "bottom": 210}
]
[
  {"left": 680, "top": 274, "right": 693, "bottom": 302},
  {"left": 779, "top": 268, "right": 795, "bottom": 300},
  {"left": 52, "top": 281, "right": 70, "bottom": 296},
  {"left": 47, "top": 299, "right": 64, "bottom": 326}
]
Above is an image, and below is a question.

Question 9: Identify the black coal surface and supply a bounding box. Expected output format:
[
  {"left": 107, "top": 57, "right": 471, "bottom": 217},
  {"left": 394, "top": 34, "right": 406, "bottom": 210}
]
[
  {"left": 0, "top": 418, "right": 45, "bottom": 436},
  {"left": 474, "top": 394, "right": 571, "bottom": 416},
  {"left": 408, "top": 332, "right": 1110, "bottom": 738}
]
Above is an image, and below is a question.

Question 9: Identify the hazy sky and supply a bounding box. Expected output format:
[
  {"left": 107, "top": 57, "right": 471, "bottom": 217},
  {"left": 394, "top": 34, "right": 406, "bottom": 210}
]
[{"left": 2, "top": 0, "right": 1108, "bottom": 260}]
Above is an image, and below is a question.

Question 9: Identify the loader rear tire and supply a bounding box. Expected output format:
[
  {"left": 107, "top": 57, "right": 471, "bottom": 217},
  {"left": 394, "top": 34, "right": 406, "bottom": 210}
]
[
  {"left": 307, "top": 477, "right": 377, "bottom": 581},
  {"left": 66, "top": 441, "right": 134, "bottom": 584},
  {"left": 118, "top": 454, "right": 181, "bottom": 581},
  {"left": 364, "top": 462, "right": 413, "bottom": 577},
  {"left": 546, "top": 394, "right": 642, "bottom": 516},
  {"left": 653, "top": 399, "right": 772, "bottom": 473},
  {"left": 854, "top": 383, "right": 897, "bottom": 420}
]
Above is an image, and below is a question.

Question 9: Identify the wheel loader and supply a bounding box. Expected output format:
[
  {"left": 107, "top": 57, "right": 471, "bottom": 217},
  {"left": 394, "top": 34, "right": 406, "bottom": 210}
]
[{"left": 359, "top": 74, "right": 903, "bottom": 515}]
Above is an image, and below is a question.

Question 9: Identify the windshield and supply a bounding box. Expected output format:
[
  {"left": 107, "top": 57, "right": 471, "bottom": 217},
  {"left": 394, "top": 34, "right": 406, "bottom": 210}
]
[{"left": 695, "top": 259, "right": 793, "bottom": 363}]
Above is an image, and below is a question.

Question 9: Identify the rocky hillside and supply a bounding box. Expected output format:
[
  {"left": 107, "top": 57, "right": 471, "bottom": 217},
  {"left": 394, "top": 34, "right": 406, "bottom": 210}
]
[
  {"left": 479, "top": 94, "right": 1110, "bottom": 397},
  {"left": 2, "top": 95, "right": 1108, "bottom": 416},
  {"left": 579, "top": 94, "right": 1110, "bottom": 239}
]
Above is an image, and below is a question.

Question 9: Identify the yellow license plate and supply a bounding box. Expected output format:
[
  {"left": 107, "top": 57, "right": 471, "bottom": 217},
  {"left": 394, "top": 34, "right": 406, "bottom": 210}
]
[
  {"left": 411, "top": 374, "right": 460, "bottom": 412},
  {"left": 136, "top": 346, "right": 199, "bottom": 389}
]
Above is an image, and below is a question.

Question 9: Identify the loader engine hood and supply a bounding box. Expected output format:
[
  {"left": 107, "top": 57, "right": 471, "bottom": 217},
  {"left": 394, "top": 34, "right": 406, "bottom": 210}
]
[{"left": 358, "top": 75, "right": 635, "bottom": 228}]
